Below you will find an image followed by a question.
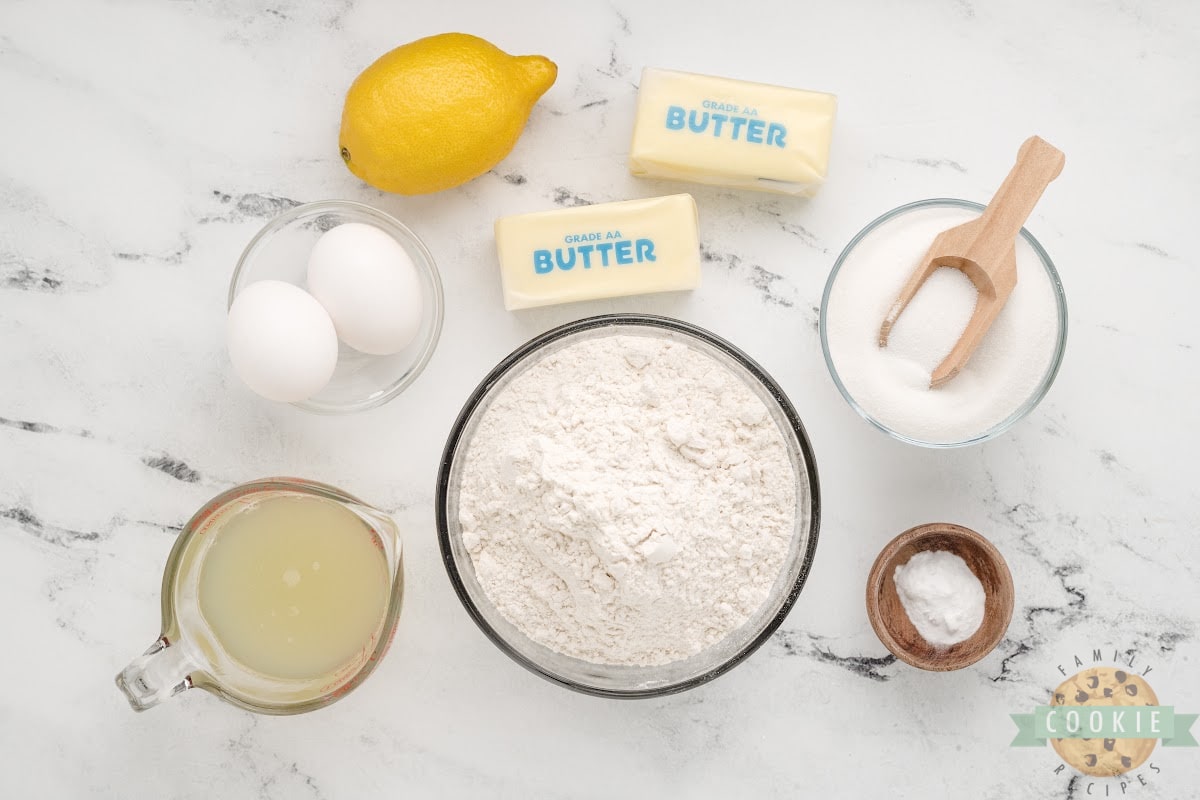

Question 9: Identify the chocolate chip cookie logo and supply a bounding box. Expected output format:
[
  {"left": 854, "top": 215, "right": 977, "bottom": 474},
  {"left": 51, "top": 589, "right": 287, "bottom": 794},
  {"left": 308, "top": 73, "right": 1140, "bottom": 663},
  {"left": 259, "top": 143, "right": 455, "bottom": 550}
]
[{"left": 1011, "top": 656, "right": 1197, "bottom": 782}]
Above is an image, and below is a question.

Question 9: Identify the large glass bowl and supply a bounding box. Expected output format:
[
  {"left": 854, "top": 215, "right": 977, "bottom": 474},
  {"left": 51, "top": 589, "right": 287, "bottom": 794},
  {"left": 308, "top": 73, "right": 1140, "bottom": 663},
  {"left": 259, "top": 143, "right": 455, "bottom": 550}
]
[
  {"left": 819, "top": 198, "right": 1068, "bottom": 447},
  {"left": 228, "top": 200, "right": 444, "bottom": 414},
  {"left": 436, "top": 314, "right": 821, "bottom": 698}
]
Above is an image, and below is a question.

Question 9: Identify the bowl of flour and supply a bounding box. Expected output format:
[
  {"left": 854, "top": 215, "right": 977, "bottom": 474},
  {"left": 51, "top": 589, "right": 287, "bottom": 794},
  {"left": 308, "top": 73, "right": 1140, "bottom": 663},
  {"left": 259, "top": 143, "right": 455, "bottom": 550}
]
[
  {"left": 436, "top": 314, "right": 820, "bottom": 697},
  {"left": 820, "top": 198, "right": 1068, "bottom": 446}
]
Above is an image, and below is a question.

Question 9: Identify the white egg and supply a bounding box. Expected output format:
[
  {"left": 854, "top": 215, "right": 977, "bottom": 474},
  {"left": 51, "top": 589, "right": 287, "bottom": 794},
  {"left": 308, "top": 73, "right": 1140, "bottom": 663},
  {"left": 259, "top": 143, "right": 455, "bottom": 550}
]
[
  {"left": 306, "top": 222, "right": 424, "bottom": 356},
  {"left": 227, "top": 280, "right": 339, "bottom": 403}
]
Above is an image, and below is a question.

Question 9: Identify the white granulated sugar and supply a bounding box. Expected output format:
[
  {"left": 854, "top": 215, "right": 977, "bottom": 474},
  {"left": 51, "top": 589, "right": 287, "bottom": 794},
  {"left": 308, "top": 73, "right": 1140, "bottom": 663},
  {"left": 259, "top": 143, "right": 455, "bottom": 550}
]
[
  {"left": 893, "top": 550, "right": 985, "bottom": 647},
  {"left": 885, "top": 267, "right": 978, "bottom": 374},
  {"left": 825, "top": 206, "right": 1059, "bottom": 443},
  {"left": 457, "top": 333, "right": 796, "bottom": 666}
]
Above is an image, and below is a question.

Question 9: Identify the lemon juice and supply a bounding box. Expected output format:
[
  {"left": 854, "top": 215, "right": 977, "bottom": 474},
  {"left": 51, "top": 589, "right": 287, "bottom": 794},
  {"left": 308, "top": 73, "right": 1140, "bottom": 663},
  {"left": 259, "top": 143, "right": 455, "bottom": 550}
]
[{"left": 196, "top": 493, "right": 390, "bottom": 681}]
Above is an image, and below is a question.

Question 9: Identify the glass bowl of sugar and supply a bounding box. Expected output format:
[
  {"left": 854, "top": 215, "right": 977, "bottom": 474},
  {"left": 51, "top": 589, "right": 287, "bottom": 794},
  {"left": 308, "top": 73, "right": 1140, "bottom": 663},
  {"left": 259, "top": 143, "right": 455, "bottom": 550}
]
[
  {"left": 436, "top": 314, "right": 821, "bottom": 697},
  {"left": 820, "top": 198, "right": 1068, "bottom": 447}
]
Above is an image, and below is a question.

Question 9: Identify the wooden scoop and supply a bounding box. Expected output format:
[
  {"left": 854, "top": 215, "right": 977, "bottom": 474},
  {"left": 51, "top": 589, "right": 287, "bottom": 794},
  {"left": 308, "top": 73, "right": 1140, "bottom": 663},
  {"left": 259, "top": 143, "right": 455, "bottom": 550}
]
[{"left": 878, "top": 136, "right": 1065, "bottom": 388}]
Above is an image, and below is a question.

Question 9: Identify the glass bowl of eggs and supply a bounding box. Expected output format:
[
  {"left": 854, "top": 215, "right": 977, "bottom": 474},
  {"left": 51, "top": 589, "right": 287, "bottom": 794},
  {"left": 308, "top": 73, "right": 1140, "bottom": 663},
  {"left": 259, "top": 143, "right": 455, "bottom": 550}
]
[{"left": 227, "top": 200, "right": 444, "bottom": 414}]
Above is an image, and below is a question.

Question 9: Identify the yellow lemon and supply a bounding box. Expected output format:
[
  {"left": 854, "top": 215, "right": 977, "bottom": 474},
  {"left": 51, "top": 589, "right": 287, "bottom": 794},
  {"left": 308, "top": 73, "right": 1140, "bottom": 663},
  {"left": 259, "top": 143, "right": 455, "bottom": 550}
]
[{"left": 339, "top": 33, "right": 556, "bottom": 195}]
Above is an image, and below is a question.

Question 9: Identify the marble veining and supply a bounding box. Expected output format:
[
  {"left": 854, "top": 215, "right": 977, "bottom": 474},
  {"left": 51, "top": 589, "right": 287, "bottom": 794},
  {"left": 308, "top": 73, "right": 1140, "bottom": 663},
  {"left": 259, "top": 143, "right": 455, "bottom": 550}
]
[{"left": 2, "top": 0, "right": 1198, "bottom": 798}]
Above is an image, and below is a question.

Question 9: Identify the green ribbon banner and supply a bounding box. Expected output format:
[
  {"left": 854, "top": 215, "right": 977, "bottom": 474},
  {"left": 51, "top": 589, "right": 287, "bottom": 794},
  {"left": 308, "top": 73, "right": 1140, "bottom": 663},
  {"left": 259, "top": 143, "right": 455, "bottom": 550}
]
[{"left": 1010, "top": 706, "right": 1198, "bottom": 747}]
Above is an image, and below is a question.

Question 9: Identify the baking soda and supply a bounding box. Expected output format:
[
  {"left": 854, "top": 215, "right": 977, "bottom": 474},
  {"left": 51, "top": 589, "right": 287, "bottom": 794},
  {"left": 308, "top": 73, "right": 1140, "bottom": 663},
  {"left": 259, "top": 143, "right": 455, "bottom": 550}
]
[
  {"left": 456, "top": 333, "right": 796, "bottom": 666},
  {"left": 893, "top": 550, "right": 985, "bottom": 646},
  {"left": 825, "top": 205, "right": 1060, "bottom": 443}
]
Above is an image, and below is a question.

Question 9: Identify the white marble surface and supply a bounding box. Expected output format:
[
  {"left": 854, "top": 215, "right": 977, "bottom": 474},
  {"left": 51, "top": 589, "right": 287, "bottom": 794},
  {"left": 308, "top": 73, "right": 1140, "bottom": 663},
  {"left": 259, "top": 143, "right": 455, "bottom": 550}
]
[{"left": 2, "top": 0, "right": 1198, "bottom": 797}]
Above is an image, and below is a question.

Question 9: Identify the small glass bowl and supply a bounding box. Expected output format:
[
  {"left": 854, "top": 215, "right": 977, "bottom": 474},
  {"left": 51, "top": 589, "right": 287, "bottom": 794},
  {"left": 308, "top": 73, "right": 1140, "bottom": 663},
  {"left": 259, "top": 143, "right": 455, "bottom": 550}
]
[
  {"left": 436, "top": 314, "right": 822, "bottom": 698},
  {"left": 819, "top": 198, "right": 1068, "bottom": 447},
  {"left": 228, "top": 200, "right": 444, "bottom": 414}
]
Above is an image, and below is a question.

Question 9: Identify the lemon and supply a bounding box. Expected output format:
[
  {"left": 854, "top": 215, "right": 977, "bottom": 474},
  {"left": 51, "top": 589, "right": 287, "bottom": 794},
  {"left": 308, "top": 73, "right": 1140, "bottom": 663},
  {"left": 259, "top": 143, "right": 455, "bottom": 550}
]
[{"left": 339, "top": 33, "right": 557, "bottom": 195}]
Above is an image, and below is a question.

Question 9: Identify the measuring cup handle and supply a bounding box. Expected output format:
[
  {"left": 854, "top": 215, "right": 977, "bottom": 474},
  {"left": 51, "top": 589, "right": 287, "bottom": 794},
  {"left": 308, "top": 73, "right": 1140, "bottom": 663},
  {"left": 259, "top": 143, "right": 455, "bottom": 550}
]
[{"left": 115, "top": 636, "right": 196, "bottom": 711}]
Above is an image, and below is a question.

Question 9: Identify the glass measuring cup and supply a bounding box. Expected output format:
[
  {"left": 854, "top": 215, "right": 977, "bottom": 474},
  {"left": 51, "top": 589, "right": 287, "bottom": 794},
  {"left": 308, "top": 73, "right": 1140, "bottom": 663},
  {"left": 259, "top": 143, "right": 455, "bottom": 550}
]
[{"left": 115, "top": 478, "right": 403, "bottom": 714}]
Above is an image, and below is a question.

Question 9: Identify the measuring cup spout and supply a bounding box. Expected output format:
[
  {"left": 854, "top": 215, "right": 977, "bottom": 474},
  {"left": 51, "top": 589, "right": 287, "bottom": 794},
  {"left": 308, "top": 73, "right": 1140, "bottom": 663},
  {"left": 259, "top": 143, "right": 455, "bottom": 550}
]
[
  {"left": 115, "top": 636, "right": 197, "bottom": 711},
  {"left": 348, "top": 504, "right": 403, "bottom": 567}
]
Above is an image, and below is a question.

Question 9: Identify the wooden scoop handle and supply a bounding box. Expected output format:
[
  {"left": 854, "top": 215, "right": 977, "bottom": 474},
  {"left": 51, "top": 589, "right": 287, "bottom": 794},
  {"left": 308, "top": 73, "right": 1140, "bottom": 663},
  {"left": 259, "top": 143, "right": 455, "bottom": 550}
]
[{"left": 971, "top": 136, "right": 1065, "bottom": 258}]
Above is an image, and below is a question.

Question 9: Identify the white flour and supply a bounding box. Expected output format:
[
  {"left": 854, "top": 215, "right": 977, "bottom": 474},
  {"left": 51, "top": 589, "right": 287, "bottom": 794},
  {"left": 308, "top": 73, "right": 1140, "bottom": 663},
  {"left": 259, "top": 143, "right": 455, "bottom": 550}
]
[
  {"left": 825, "top": 205, "right": 1060, "bottom": 443},
  {"left": 457, "top": 333, "right": 796, "bottom": 666}
]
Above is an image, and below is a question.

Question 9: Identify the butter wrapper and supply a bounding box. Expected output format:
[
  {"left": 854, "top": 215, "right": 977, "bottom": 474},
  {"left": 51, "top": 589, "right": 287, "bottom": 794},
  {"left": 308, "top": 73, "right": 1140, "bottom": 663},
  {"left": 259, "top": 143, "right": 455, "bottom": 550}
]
[
  {"left": 629, "top": 67, "right": 837, "bottom": 197},
  {"left": 494, "top": 194, "right": 700, "bottom": 311}
]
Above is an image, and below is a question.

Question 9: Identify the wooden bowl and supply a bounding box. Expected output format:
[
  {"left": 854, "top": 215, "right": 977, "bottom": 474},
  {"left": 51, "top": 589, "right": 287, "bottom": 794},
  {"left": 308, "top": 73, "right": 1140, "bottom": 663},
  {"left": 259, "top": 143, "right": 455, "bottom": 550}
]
[{"left": 866, "top": 523, "right": 1014, "bottom": 671}]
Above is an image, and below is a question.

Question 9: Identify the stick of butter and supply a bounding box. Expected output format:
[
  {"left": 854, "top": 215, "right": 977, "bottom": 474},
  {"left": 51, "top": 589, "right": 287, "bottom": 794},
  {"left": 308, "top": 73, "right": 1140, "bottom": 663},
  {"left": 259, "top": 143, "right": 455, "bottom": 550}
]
[
  {"left": 494, "top": 194, "right": 700, "bottom": 311},
  {"left": 629, "top": 68, "right": 837, "bottom": 197}
]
